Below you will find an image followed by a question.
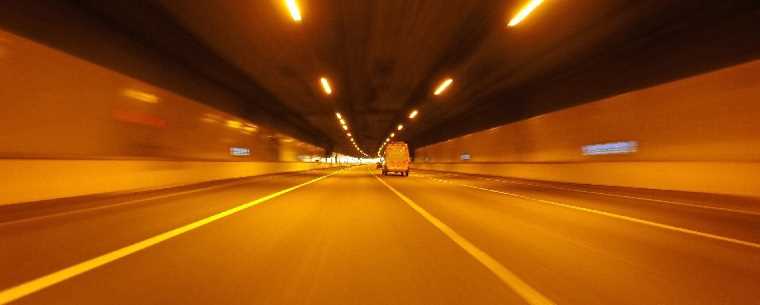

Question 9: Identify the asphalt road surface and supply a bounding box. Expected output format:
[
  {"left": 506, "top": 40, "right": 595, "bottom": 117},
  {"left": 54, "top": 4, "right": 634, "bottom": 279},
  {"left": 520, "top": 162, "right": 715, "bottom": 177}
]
[{"left": 1, "top": 166, "right": 758, "bottom": 305}]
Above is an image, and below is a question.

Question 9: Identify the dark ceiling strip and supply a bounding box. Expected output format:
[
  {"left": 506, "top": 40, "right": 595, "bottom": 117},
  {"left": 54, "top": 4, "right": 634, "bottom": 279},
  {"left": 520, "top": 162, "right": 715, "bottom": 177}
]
[{"left": 364, "top": 0, "right": 508, "bottom": 153}]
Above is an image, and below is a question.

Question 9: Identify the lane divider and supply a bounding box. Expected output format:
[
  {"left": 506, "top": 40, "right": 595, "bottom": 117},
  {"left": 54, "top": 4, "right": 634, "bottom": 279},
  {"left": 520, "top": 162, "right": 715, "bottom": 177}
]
[
  {"left": 372, "top": 172, "right": 556, "bottom": 305},
  {"left": 0, "top": 168, "right": 345, "bottom": 305},
  {"left": 420, "top": 175, "right": 760, "bottom": 250}
]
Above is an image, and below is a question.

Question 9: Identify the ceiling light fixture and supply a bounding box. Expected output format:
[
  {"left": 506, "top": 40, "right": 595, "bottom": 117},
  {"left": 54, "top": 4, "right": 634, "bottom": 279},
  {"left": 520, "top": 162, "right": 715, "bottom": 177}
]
[
  {"left": 508, "top": 0, "right": 544, "bottom": 27},
  {"left": 434, "top": 78, "right": 454, "bottom": 95},
  {"left": 397, "top": 124, "right": 404, "bottom": 131},
  {"left": 285, "top": 0, "right": 302, "bottom": 22},
  {"left": 320, "top": 77, "right": 333, "bottom": 95},
  {"left": 408, "top": 109, "right": 419, "bottom": 119}
]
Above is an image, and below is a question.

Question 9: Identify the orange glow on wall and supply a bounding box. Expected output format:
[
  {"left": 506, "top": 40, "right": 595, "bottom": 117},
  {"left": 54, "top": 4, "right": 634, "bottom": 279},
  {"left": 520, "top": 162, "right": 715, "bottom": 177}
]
[{"left": 122, "top": 89, "right": 158, "bottom": 103}]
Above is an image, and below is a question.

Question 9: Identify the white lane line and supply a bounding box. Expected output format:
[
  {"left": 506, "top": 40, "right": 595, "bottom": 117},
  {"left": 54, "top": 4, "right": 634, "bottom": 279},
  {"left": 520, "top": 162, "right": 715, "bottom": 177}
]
[
  {"left": 484, "top": 177, "right": 760, "bottom": 217},
  {"left": 433, "top": 173, "right": 760, "bottom": 217},
  {"left": 373, "top": 173, "right": 556, "bottom": 305},
  {"left": 0, "top": 168, "right": 345, "bottom": 305},
  {"left": 425, "top": 177, "right": 760, "bottom": 250},
  {"left": 0, "top": 168, "right": 332, "bottom": 227}
]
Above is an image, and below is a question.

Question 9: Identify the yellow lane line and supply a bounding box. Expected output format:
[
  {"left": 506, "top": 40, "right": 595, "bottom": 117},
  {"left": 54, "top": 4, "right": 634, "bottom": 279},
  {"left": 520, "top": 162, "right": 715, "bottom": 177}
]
[
  {"left": 0, "top": 169, "right": 332, "bottom": 227},
  {"left": 0, "top": 168, "right": 345, "bottom": 305},
  {"left": 372, "top": 172, "right": 556, "bottom": 305},
  {"left": 421, "top": 176, "right": 760, "bottom": 250}
]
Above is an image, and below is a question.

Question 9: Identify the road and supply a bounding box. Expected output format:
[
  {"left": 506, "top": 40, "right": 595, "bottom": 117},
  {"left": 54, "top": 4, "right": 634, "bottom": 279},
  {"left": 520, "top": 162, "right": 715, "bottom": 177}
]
[{"left": 1, "top": 166, "right": 759, "bottom": 305}]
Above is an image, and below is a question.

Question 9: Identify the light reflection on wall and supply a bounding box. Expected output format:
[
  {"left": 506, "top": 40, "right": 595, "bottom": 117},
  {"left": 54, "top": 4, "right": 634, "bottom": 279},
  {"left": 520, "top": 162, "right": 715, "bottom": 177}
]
[
  {"left": 201, "top": 113, "right": 222, "bottom": 124},
  {"left": 0, "top": 29, "right": 324, "bottom": 162},
  {"left": 225, "top": 120, "right": 243, "bottom": 129},
  {"left": 416, "top": 60, "right": 760, "bottom": 163},
  {"left": 122, "top": 89, "right": 159, "bottom": 104}
]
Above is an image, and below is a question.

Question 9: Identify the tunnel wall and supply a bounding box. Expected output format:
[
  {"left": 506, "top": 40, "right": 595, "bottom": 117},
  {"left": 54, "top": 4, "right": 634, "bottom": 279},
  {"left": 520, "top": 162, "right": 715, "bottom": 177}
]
[
  {"left": 0, "top": 29, "right": 332, "bottom": 205},
  {"left": 414, "top": 60, "right": 760, "bottom": 197}
]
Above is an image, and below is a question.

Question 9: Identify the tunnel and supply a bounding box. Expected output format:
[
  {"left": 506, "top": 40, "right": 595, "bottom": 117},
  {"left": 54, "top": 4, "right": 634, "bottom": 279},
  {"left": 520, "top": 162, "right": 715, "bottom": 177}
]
[{"left": 1, "top": 1, "right": 759, "bottom": 304}]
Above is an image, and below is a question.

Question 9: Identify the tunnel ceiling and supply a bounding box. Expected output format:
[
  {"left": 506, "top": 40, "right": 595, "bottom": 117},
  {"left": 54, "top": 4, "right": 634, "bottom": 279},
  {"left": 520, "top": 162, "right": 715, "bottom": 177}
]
[{"left": 79, "top": 0, "right": 760, "bottom": 156}]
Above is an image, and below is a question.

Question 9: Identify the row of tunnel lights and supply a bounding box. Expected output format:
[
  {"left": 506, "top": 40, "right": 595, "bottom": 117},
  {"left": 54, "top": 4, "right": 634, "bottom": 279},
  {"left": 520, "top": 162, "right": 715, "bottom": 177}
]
[
  {"left": 333, "top": 112, "right": 369, "bottom": 157},
  {"left": 285, "top": 0, "right": 545, "bottom": 158},
  {"left": 286, "top": 0, "right": 543, "bottom": 27},
  {"left": 376, "top": 76, "right": 455, "bottom": 157},
  {"left": 322, "top": 72, "right": 445, "bottom": 158},
  {"left": 284, "top": 0, "right": 364, "bottom": 156},
  {"left": 322, "top": 68, "right": 452, "bottom": 158}
]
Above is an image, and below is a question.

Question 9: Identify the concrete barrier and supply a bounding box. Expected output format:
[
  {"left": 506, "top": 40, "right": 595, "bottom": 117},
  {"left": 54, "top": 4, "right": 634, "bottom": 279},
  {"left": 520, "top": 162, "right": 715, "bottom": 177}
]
[
  {"left": 413, "top": 161, "right": 760, "bottom": 198},
  {"left": 1, "top": 159, "right": 336, "bottom": 205},
  {"left": 414, "top": 61, "right": 760, "bottom": 198}
]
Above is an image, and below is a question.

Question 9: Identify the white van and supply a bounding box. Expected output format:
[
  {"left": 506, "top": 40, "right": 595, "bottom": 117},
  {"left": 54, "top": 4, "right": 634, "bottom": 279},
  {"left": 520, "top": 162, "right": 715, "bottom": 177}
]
[{"left": 382, "top": 141, "right": 410, "bottom": 176}]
